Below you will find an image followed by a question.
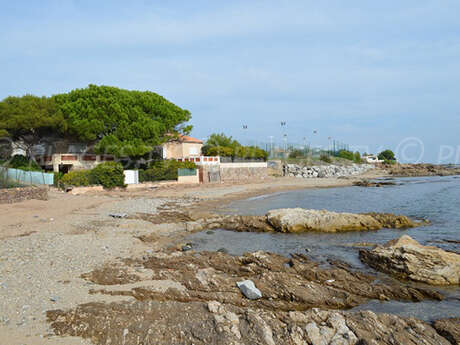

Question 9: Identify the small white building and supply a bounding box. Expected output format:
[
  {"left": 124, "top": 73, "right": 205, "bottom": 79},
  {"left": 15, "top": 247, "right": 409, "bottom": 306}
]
[{"left": 363, "top": 154, "right": 383, "bottom": 164}]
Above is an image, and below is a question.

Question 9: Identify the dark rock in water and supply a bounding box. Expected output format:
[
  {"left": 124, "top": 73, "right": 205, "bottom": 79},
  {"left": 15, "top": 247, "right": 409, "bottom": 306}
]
[
  {"left": 432, "top": 318, "right": 460, "bottom": 345},
  {"left": 217, "top": 247, "right": 228, "bottom": 254},
  {"left": 206, "top": 230, "right": 215, "bottom": 235},
  {"left": 181, "top": 244, "right": 193, "bottom": 252},
  {"left": 354, "top": 180, "right": 396, "bottom": 187}
]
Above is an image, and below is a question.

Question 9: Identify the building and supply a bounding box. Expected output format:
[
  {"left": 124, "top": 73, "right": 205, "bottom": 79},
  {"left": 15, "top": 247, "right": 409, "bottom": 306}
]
[
  {"left": 161, "top": 135, "right": 203, "bottom": 159},
  {"left": 32, "top": 140, "right": 114, "bottom": 173},
  {"left": 363, "top": 154, "right": 383, "bottom": 164}
]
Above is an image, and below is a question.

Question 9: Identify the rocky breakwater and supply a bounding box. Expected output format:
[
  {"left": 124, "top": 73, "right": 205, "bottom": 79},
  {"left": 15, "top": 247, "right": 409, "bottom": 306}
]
[
  {"left": 284, "top": 163, "right": 373, "bottom": 178},
  {"left": 185, "top": 208, "right": 423, "bottom": 233},
  {"left": 360, "top": 235, "right": 460, "bottom": 285}
]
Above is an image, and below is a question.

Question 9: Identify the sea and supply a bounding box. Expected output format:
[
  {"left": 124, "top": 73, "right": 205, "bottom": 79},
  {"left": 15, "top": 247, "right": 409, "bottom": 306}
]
[{"left": 187, "top": 175, "right": 460, "bottom": 321}]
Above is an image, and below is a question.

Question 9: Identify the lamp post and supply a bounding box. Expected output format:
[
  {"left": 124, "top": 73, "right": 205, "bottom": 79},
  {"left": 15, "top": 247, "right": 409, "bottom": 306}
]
[{"left": 269, "top": 136, "right": 274, "bottom": 158}]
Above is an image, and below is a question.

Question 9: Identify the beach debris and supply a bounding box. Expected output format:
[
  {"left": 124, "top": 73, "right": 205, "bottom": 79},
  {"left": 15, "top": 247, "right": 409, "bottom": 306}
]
[
  {"left": 236, "top": 280, "right": 262, "bottom": 300},
  {"left": 109, "top": 213, "right": 128, "bottom": 219}
]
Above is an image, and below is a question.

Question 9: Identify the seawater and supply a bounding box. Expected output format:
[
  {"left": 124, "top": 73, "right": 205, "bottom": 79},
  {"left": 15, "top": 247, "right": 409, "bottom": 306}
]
[{"left": 187, "top": 176, "right": 460, "bottom": 320}]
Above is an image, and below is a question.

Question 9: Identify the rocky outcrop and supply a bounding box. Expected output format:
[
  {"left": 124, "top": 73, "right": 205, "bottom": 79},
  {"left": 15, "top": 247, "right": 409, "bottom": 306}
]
[
  {"left": 80, "top": 250, "right": 441, "bottom": 312},
  {"left": 433, "top": 318, "right": 460, "bottom": 345},
  {"left": 385, "top": 163, "right": 460, "bottom": 177},
  {"left": 353, "top": 179, "right": 397, "bottom": 187},
  {"left": 47, "top": 302, "right": 454, "bottom": 345},
  {"left": 360, "top": 235, "right": 460, "bottom": 285},
  {"left": 284, "top": 163, "right": 373, "bottom": 178},
  {"left": 266, "top": 208, "right": 420, "bottom": 233},
  {"left": 47, "top": 249, "right": 452, "bottom": 345},
  {"left": 176, "top": 209, "right": 423, "bottom": 234}
]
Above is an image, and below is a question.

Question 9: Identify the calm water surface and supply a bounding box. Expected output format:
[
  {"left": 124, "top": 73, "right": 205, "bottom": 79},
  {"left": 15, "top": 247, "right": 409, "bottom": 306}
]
[{"left": 187, "top": 176, "right": 460, "bottom": 320}]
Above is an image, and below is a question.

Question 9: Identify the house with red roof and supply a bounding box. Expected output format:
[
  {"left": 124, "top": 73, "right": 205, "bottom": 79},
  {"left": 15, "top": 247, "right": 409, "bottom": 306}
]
[{"left": 161, "top": 134, "right": 204, "bottom": 159}]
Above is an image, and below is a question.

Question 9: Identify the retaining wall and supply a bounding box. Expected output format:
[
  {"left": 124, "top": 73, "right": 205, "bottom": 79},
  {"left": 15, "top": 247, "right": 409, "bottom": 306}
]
[
  {"left": 219, "top": 162, "right": 268, "bottom": 182},
  {"left": 0, "top": 186, "right": 48, "bottom": 204}
]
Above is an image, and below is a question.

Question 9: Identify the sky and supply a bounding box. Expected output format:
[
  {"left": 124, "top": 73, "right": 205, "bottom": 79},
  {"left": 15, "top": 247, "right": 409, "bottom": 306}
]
[{"left": 1, "top": 0, "right": 460, "bottom": 163}]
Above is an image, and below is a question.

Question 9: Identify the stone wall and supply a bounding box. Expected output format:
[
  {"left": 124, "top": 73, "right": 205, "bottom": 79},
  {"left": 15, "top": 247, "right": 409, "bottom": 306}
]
[
  {"left": 219, "top": 162, "right": 268, "bottom": 182},
  {"left": 0, "top": 186, "right": 48, "bottom": 204},
  {"left": 284, "top": 163, "right": 373, "bottom": 178}
]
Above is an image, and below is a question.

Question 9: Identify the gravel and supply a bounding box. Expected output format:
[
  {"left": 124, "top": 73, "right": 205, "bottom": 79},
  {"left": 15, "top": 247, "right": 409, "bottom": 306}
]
[{"left": 0, "top": 195, "right": 194, "bottom": 344}]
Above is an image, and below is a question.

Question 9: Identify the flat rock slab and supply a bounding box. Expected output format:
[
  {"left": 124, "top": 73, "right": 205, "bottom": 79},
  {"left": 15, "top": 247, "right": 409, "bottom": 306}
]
[
  {"left": 360, "top": 235, "right": 460, "bottom": 285},
  {"left": 266, "top": 208, "right": 418, "bottom": 233}
]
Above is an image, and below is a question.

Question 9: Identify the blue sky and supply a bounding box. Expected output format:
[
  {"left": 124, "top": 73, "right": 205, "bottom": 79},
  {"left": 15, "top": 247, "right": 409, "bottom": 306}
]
[{"left": 1, "top": 0, "right": 460, "bottom": 162}]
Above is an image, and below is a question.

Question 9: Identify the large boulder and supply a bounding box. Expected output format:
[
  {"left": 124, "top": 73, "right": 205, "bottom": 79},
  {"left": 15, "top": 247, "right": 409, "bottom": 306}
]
[
  {"left": 359, "top": 235, "right": 460, "bottom": 285},
  {"left": 266, "top": 208, "right": 417, "bottom": 233}
]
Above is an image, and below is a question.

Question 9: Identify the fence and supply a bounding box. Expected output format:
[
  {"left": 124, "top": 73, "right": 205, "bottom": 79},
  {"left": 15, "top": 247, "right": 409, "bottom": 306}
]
[
  {"left": 0, "top": 167, "right": 54, "bottom": 187},
  {"left": 177, "top": 168, "right": 199, "bottom": 184},
  {"left": 178, "top": 168, "right": 197, "bottom": 176}
]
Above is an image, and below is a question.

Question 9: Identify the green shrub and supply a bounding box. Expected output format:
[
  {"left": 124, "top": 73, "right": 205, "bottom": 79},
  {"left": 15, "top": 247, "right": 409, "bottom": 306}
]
[
  {"left": 60, "top": 170, "right": 91, "bottom": 187},
  {"left": 140, "top": 160, "right": 196, "bottom": 182},
  {"left": 89, "top": 162, "right": 125, "bottom": 189},
  {"left": 7, "top": 155, "right": 42, "bottom": 171},
  {"left": 337, "top": 150, "right": 354, "bottom": 161},
  {"left": 53, "top": 171, "right": 64, "bottom": 187},
  {"left": 353, "top": 151, "right": 362, "bottom": 163},
  {"left": 378, "top": 149, "right": 396, "bottom": 162},
  {"left": 320, "top": 153, "right": 332, "bottom": 163}
]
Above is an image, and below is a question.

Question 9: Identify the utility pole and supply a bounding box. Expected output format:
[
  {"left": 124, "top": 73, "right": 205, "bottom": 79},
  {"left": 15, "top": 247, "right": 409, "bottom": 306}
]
[
  {"left": 281, "top": 121, "right": 287, "bottom": 158},
  {"left": 269, "top": 136, "right": 274, "bottom": 158}
]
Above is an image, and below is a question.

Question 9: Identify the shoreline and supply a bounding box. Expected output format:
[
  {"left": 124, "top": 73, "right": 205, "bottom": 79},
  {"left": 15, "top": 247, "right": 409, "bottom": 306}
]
[{"left": 2, "top": 169, "right": 459, "bottom": 345}]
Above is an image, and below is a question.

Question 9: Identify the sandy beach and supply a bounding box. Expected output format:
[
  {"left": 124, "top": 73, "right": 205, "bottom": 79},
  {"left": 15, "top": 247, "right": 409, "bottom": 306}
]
[
  {"left": 2, "top": 168, "right": 459, "bottom": 345},
  {"left": 0, "top": 171, "right": 390, "bottom": 344}
]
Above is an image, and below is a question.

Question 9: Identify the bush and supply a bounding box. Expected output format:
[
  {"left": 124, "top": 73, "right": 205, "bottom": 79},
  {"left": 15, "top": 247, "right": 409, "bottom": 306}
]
[
  {"left": 89, "top": 162, "right": 125, "bottom": 189},
  {"left": 7, "top": 155, "right": 42, "bottom": 171},
  {"left": 320, "top": 153, "right": 332, "bottom": 163},
  {"left": 140, "top": 160, "right": 196, "bottom": 182},
  {"left": 337, "top": 150, "right": 354, "bottom": 161},
  {"left": 53, "top": 171, "right": 64, "bottom": 188},
  {"left": 353, "top": 151, "right": 362, "bottom": 163},
  {"left": 60, "top": 170, "right": 91, "bottom": 187},
  {"left": 378, "top": 149, "right": 396, "bottom": 162}
]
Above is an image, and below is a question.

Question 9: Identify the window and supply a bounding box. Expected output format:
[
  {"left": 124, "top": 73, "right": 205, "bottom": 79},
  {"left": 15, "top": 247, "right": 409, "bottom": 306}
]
[{"left": 189, "top": 146, "right": 199, "bottom": 155}]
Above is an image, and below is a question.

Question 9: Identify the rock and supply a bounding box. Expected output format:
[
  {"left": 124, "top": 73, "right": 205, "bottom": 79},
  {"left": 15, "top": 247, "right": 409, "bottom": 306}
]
[
  {"left": 267, "top": 208, "right": 381, "bottom": 233},
  {"left": 283, "top": 163, "right": 374, "bottom": 179},
  {"left": 236, "top": 280, "right": 262, "bottom": 300},
  {"left": 181, "top": 244, "right": 193, "bottom": 252},
  {"left": 353, "top": 179, "right": 397, "bottom": 187},
  {"left": 47, "top": 302, "right": 453, "bottom": 345},
  {"left": 432, "top": 318, "right": 460, "bottom": 345},
  {"left": 359, "top": 235, "right": 460, "bottom": 285}
]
